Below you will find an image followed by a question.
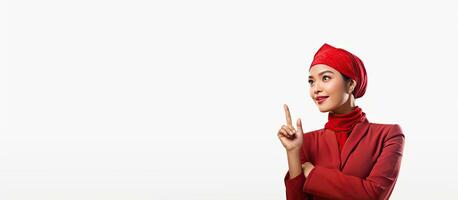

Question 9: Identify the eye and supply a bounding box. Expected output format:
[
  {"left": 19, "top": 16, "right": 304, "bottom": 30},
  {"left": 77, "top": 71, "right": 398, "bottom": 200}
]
[
  {"left": 323, "top": 75, "right": 331, "bottom": 81},
  {"left": 308, "top": 80, "right": 314, "bottom": 85}
]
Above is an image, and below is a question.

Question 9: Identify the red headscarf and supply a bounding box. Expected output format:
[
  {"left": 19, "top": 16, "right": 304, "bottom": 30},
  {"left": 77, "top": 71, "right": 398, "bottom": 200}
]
[{"left": 309, "top": 43, "right": 368, "bottom": 99}]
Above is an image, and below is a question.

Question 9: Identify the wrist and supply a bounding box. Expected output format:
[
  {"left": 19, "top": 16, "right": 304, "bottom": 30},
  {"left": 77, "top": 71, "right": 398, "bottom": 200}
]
[{"left": 286, "top": 148, "right": 300, "bottom": 155}]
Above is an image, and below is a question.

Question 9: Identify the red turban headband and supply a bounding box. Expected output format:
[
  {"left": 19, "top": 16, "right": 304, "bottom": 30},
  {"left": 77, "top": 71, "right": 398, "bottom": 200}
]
[{"left": 309, "top": 43, "right": 368, "bottom": 99}]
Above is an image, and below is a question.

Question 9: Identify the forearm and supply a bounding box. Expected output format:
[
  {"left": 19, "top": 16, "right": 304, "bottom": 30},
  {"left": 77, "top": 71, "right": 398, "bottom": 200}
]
[
  {"left": 286, "top": 149, "right": 302, "bottom": 179},
  {"left": 304, "top": 166, "right": 393, "bottom": 200}
]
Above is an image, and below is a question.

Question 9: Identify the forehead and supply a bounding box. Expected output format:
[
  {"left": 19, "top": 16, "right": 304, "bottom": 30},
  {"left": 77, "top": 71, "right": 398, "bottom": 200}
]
[{"left": 308, "top": 64, "right": 339, "bottom": 77}]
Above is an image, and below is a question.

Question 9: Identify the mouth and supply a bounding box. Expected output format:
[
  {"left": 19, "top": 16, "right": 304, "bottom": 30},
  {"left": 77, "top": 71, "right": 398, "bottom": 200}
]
[{"left": 315, "top": 96, "right": 329, "bottom": 104}]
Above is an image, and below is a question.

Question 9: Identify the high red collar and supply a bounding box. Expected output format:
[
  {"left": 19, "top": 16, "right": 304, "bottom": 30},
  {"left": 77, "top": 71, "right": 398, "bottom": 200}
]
[{"left": 324, "top": 106, "right": 368, "bottom": 133}]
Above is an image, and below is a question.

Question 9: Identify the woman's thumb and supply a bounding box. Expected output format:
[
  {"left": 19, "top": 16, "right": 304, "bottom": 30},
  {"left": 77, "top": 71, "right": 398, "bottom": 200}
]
[{"left": 296, "top": 118, "right": 303, "bottom": 133}]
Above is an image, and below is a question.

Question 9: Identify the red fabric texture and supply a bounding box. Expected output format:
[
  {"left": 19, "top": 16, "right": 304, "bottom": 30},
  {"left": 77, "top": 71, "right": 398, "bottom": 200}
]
[
  {"left": 325, "top": 106, "right": 368, "bottom": 152},
  {"left": 284, "top": 122, "right": 405, "bottom": 200},
  {"left": 309, "top": 43, "right": 368, "bottom": 99}
]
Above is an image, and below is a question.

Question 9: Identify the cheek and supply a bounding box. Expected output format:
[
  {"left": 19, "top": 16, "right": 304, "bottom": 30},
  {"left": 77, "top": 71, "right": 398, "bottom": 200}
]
[
  {"left": 325, "top": 80, "right": 346, "bottom": 101},
  {"left": 324, "top": 80, "right": 342, "bottom": 94}
]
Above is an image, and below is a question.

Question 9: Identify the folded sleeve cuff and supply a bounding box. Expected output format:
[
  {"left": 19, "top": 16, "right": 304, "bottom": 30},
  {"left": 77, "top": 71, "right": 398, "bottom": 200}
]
[{"left": 284, "top": 171, "right": 306, "bottom": 199}]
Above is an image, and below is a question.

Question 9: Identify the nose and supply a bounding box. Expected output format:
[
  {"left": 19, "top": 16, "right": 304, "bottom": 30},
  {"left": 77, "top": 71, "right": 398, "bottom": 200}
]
[{"left": 312, "top": 81, "right": 322, "bottom": 95}]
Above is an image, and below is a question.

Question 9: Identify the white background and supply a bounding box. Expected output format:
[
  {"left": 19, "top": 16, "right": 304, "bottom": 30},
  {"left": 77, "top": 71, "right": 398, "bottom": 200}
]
[{"left": 2, "top": 0, "right": 458, "bottom": 199}]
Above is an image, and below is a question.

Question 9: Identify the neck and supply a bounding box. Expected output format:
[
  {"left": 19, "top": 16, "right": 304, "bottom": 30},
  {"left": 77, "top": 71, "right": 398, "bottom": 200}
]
[
  {"left": 330, "top": 95, "right": 355, "bottom": 115},
  {"left": 324, "top": 101, "right": 367, "bottom": 133}
]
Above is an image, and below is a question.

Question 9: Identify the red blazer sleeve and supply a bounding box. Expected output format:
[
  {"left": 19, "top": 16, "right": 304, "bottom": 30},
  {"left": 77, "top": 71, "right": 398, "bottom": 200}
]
[
  {"left": 283, "top": 134, "right": 313, "bottom": 200},
  {"left": 284, "top": 171, "right": 308, "bottom": 200},
  {"left": 303, "top": 124, "right": 405, "bottom": 200}
]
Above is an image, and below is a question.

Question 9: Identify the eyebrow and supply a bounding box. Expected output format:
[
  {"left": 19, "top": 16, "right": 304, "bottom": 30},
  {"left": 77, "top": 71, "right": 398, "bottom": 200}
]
[{"left": 308, "top": 70, "right": 334, "bottom": 79}]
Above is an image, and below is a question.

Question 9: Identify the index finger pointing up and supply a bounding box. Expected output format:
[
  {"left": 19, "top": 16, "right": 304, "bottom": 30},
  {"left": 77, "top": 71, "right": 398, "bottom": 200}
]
[{"left": 284, "top": 104, "right": 293, "bottom": 127}]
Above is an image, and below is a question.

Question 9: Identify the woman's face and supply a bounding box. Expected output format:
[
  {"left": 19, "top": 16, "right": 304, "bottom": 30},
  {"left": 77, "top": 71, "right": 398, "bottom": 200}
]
[{"left": 308, "top": 64, "right": 353, "bottom": 113}]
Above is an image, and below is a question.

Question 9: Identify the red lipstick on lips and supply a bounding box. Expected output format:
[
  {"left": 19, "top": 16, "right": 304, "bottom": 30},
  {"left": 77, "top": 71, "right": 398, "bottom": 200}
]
[{"left": 316, "top": 96, "right": 329, "bottom": 104}]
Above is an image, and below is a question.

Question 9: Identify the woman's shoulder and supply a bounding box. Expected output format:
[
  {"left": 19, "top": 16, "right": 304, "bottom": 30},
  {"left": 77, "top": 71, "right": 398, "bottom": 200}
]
[
  {"left": 304, "top": 127, "right": 324, "bottom": 134},
  {"left": 368, "top": 122, "right": 404, "bottom": 137},
  {"left": 303, "top": 128, "right": 325, "bottom": 137},
  {"left": 368, "top": 122, "right": 402, "bottom": 130}
]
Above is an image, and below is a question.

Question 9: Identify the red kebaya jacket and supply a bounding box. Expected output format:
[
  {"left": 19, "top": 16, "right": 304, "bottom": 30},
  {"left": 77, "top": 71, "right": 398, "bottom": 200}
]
[{"left": 284, "top": 122, "right": 405, "bottom": 200}]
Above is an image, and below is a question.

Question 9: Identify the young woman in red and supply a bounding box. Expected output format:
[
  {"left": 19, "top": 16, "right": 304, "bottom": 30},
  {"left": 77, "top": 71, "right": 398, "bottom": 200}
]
[{"left": 277, "top": 44, "right": 405, "bottom": 200}]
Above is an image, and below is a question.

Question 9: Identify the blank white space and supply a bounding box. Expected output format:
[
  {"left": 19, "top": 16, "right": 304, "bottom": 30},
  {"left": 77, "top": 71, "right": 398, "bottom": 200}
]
[{"left": 2, "top": 0, "right": 458, "bottom": 199}]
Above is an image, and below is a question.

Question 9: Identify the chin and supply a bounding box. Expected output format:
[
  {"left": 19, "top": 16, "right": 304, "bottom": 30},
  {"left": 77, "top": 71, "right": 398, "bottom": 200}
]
[
  {"left": 316, "top": 105, "right": 332, "bottom": 113},
  {"left": 316, "top": 101, "right": 342, "bottom": 113}
]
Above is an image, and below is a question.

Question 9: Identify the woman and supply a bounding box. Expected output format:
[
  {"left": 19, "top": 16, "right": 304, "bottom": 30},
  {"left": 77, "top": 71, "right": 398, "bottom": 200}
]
[{"left": 277, "top": 43, "right": 405, "bottom": 200}]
